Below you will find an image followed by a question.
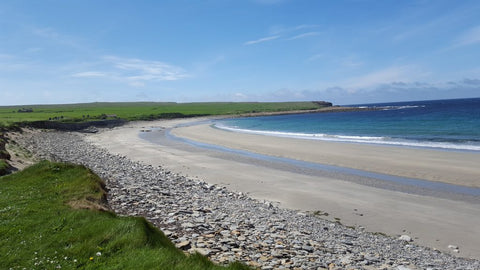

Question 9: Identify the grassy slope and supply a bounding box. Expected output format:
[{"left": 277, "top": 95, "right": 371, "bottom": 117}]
[
  {"left": 0, "top": 133, "right": 11, "bottom": 176},
  {"left": 0, "top": 102, "right": 322, "bottom": 126},
  {"left": 0, "top": 160, "right": 8, "bottom": 175},
  {"left": 0, "top": 161, "right": 249, "bottom": 270}
]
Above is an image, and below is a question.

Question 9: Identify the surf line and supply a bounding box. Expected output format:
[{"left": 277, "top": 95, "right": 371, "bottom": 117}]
[{"left": 164, "top": 124, "right": 480, "bottom": 198}]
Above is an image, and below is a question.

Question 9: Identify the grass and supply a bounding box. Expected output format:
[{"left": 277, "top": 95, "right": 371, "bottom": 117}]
[
  {"left": 0, "top": 161, "right": 250, "bottom": 270},
  {"left": 0, "top": 101, "right": 324, "bottom": 127},
  {"left": 0, "top": 159, "right": 8, "bottom": 175},
  {"left": 0, "top": 133, "right": 10, "bottom": 176}
]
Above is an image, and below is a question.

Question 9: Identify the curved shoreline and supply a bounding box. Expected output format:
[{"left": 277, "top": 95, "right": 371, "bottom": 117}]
[
  {"left": 161, "top": 127, "right": 480, "bottom": 200},
  {"left": 76, "top": 118, "right": 480, "bottom": 260},
  {"left": 172, "top": 122, "right": 480, "bottom": 188},
  {"left": 17, "top": 128, "right": 480, "bottom": 268},
  {"left": 213, "top": 123, "right": 480, "bottom": 152}
]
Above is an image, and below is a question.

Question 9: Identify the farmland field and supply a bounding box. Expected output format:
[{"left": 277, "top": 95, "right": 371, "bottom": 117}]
[{"left": 0, "top": 102, "right": 323, "bottom": 127}]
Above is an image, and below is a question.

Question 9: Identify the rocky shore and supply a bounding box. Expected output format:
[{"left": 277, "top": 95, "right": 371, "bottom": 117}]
[{"left": 17, "top": 130, "right": 480, "bottom": 270}]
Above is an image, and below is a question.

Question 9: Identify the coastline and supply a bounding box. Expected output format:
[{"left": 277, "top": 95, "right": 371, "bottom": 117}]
[
  {"left": 17, "top": 127, "right": 479, "bottom": 269},
  {"left": 227, "top": 105, "right": 379, "bottom": 118},
  {"left": 83, "top": 118, "right": 480, "bottom": 259},
  {"left": 172, "top": 123, "right": 480, "bottom": 188}
]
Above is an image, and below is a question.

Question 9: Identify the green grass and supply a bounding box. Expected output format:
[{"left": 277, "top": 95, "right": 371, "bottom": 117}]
[
  {"left": 0, "top": 101, "right": 323, "bottom": 127},
  {"left": 0, "top": 161, "right": 250, "bottom": 270},
  {"left": 0, "top": 159, "right": 9, "bottom": 175}
]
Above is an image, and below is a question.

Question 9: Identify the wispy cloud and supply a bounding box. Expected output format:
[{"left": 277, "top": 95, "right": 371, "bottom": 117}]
[
  {"left": 246, "top": 24, "right": 321, "bottom": 46},
  {"left": 0, "top": 53, "right": 14, "bottom": 59},
  {"left": 263, "top": 78, "right": 480, "bottom": 104},
  {"left": 71, "top": 56, "right": 188, "bottom": 87},
  {"left": 233, "top": 92, "right": 248, "bottom": 101},
  {"left": 33, "top": 27, "right": 61, "bottom": 39},
  {"left": 294, "top": 24, "right": 321, "bottom": 31},
  {"left": 306, "top": 53, "right": 324, "bottom": 62},
  {"left": 339, "top": 56, "right": 364, "bottom": 68},
  {"left": 32, "top": 27, "right": 83, "bottom": 49},
  {"left": 270, "top": 24, "right": 320, "bottom": 35},
  {"left": 287, "top": 31, "right": 320, "bottom": 40},
  {"left": 453, "top": 25, "right": 480, "bottom": 47},
  {"left": 343, "top": 65, "right": 428, "bottom": 90},
  {"left": 71, "top": 71, "right": 107, "bottom": 78},
  {"left": 105, "top": 56, "right": 187, "bottom": 81},
  {"left": 244, "top": 35, "right": 280, "bottom": 46},
  {"left": 0, "top": 54, "right": 34, "bottom": 71}
]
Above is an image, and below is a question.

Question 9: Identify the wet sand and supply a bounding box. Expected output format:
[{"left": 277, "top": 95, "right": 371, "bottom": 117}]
[{"left": 86, "top": 118, "right": 480, "bottom": 259}]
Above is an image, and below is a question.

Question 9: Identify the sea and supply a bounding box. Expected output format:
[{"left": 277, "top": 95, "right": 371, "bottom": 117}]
[{"left": 215, "top": 98, "right": 480, "bottom": 152}]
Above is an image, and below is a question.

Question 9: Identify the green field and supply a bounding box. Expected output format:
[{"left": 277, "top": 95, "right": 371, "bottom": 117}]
[
  {"left": 0, "top": 102, "right": 324, "bottom": 127},
  {"left": 0, "top": 161, "right": 250, "bottom": 270}
]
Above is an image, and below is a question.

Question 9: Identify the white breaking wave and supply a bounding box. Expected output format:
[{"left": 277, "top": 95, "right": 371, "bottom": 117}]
[
  {"left": 214, "top": 124, "right": 480, "bottom": 151},
  {"left": 347, "top": 105, "right": 425, "bottom": 110},
  {"left": 379, "top": 105, "right": 426, "bottom": 110}
]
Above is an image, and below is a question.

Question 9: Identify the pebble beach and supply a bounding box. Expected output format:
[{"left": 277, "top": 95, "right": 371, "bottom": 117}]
[{"left": 15, "top": 126, "right": 480, "bottom": 270}]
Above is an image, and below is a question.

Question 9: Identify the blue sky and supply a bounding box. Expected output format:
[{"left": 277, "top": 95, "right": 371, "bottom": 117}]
[{"left": 1, "top": 0, "right": 479, "bottom": 106}]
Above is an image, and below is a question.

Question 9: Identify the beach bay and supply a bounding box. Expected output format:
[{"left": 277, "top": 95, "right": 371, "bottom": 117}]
[{"left": 85, "top": 118, "right": 480, "bottom": 259}]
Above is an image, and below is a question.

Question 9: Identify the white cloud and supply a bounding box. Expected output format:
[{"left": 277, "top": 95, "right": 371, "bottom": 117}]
[
  {"left": 294, "top": 24, "right": 321, "bottom": 31},
  {"left": 0, "top": 55, "right": 33, "bottom": 72},
  {"left": 339, "top": 56, "right": 364, "bottom": 68},
  {"left": 32, "top": 27, "right": 82, "bottom": 49},
  {"left": 71, "top": 71, "right": 107, "bottom": 78},
  {"left": 70, "top": 56, "right": 188, "bottom": 87},
  {"left": 24, "top": 47, "right": 42, "bottom": 54},
  {"left": 246, "top": 24, "right": 320, "bottom": 46},
  {"left": 0, "top": 53, "right": 14, "bottom": 59},
  {"left": 270, "top": 24, "right": 320, "bottom": 35},
  {"left": 262, "top": 78, "right": 480, "bottom": 105},
  {"left": 454, "top": 25, "right": 480, "bottom": 47},
  {"left": 234, "top": 92, "right": 248, "bottom": 100},
  {"left": 32, "top": 27, "right": 59, "bottom": 39},
  {"left": 343, "top": 65, "right": 427, "bottom": 90},
  {"left": 287, "top": 32, "right": 320, "bottom": 40},
  {"left": 306, "top": 54, "right": 324, "bottom": 62},
  {"left": 244, "top": 35, "right": 280, "bottom": 45},
  {"left": 128, "top": 80, "right": 146, "bottom": 87},
  {"left": 104, "top": 56, "right": 187, "bottom": 81}
]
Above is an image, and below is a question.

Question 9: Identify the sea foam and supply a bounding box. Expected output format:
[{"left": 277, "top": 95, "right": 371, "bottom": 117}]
[{"left": 214, "top": 124, "right": 480, "bottom": 151}]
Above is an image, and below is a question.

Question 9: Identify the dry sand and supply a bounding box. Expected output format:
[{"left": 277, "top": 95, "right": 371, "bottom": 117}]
[
  {"left": 174, "top": 124, "right": 480, "bottom": 188},
  {"left": 86, "top": 118, "right": 480, "bottom": 259}
]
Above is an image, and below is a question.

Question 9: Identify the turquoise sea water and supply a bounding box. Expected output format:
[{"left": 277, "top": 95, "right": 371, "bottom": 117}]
[{"left": 215, "top": 98, "right": 480, "bottom": 151}]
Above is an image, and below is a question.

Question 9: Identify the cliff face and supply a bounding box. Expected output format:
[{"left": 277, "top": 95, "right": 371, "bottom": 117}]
[
  {"left": 25, "top": 119, "right": 126, "bottom": 131},
  {"left": 313, "top": 101, "right": 333, "bottom": 107},
  {"left": 0, "top": 132, "right": 11, "bottom": 176}
]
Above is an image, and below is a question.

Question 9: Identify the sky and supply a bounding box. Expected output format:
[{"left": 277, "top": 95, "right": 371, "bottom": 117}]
[{"left": 1, "top": 0, "right": 479, "bottom": 106}]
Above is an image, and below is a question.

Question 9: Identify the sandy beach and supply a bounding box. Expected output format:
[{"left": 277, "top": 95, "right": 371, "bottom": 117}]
[{"left": 86, "top": 118, "right": 480, "bottom": 259}]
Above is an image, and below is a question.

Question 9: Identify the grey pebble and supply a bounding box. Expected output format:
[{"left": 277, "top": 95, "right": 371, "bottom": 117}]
[{"left": 17, "top": 130, "right": 480, "bottom": 270}]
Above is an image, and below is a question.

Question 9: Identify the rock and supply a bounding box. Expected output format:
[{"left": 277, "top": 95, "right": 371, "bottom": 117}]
[
  {"left": 340, "top": 255, "right": 353, "bottom": 265},
  {"left": 191, "top": 248, "right": 212, "bottom": 256},
  {"left": 398, "top": 235, "right": 412, "bottom": 242},
  {"left": 82, "top": 126, "right": 98, "bottom": 133},
  {"left": 301, "top": 245, "right": 314, "bottom": 253},
  {"left": 176, "top": 241, "right": 191, "bottom": 250},
  {"left": 162, "top": 230, "right": 173, "bottom": 236},
  {"left": 396, "top": 266, "right": 413, "bottom": 270},
  {"left": 16, "top": 130, "right": 480, "bottom": 270}
]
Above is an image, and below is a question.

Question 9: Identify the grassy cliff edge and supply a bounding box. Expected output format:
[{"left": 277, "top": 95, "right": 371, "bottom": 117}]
[{"left": 0, "top": 161, "right": 249, "bottom": 269}]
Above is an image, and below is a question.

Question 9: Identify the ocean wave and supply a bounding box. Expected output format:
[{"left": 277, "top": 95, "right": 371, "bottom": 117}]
[
  {"left": 214, "top": 124, "right": 480, "bottom": 151},
  {"left": 379, "top": 105, "right": 426, "bottom": 110},
  {"left": 351, "top": 105, "right": 426, "bottom": 110}
]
